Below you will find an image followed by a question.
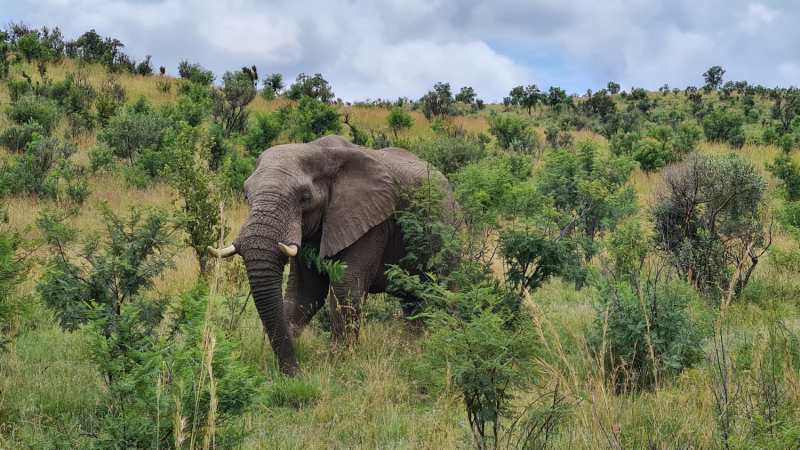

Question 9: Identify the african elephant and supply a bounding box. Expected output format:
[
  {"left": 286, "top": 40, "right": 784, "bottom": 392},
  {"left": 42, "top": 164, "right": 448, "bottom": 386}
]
[{"left": 208, "top": 135, "right": 455, "bottom": 375}]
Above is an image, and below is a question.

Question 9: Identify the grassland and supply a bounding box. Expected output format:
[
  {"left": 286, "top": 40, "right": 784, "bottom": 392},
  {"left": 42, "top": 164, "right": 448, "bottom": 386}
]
[{"left": 1, "top": 58, "right": 800, "bottom": 449}]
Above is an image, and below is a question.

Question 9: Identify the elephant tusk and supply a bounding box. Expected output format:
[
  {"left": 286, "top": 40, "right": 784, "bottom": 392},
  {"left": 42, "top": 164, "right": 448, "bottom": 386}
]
[
  {"left": 278, "top": 242, "right": 298, "bottom": 257},
  {"left": 207, "top": 245, "right": 237, "bottom": 259}
]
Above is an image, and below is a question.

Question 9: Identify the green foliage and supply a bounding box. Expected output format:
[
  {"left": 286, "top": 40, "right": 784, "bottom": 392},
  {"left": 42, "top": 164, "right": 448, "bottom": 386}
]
[
  {"left": 702, "top": 109, "right": 746, "bottom": 148},
  {"left": 262, "top": 73, "right": 284, "bottom": 97},
  {"left": 413, "top": 136, "right": 486, "bottom": 176},
  {"left": 419, "top": 82, "right": 456, "bottom": 120},
  {"left": 652, "top": 153, "right": 769, "bottom": 298},
  {"left": 0, "top": 226, "right": 31, "bottom": 352},
  {"left": 86, "top": 284, "right": 259, "bottom": 448},
  {"left": 16, "top": 33, "right": 50, "bottom": 62},
  {"left": 387, "top": 107, "right": 414, "bottom": 138},
  {"left": 766, "top": 153, "right": 800, "bottom": 201},
  {"left": 770, "top": 87, "right": 800, "bottom": 134},
  {"left": 632, "top": 137, "right": 670, "bottom": 172},
  {"left": 589, "top": 274, "right": 703, "bottom": 390},
  {"left": 6, "top": 78, "right": 32, "bottom": 102},
  {"left": 211, "top": 70, "right": 257, "bottom": 136},
  {"left": 0, "top": 133, "right": 78, "bottom": 199},
  {"left": 5, "top": 97, "right": 61, "bottom": 136},
  {"left": 486, "top": 111, "right": 538, "bottom": 154},
  {"left": 287, "top": 96, "right": 341, "bottom": 143},
  {"left": 162, "top": 123, "right": 227, "bottom": 273},
  {"left": 298, "top": 245, "right": 347, "bottom": 283},
  {"left": 673, "top": 121, "right": 703, "bottom": 155},
  {"left": 286, "top": 72, "right": 335, "bottom": 103},
  {"left": 418, "top": 285, "right": 539, "bottom": 448},
  {"left": 243, "top": 110, "right": 285, "bottom": 157},
  {"left": 98, "top": 109, "right": 171, "bottom": 165},
  {"left": 177, "top": 60, "right": 216, "bottom": 85},
  {"left": 703, "top": 66, "right": 725, "bottom": 89},
  {"left": 0, "top": 120, "right": 45, "bottom": 153},
  {"left": 220, "top": 151, "right": 255, "bottom": 193},
  {"left": 534, "top": 141, "right": 638, "bottom": 259},
  {"left": 37, "top": 203, "right": 179, "bottom": 334}
]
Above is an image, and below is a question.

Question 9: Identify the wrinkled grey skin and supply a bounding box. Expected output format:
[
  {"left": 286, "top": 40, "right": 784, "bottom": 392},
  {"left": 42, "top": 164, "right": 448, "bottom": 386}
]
[{"left": 227, "top": 135, "right": 454, "bottom": 375}]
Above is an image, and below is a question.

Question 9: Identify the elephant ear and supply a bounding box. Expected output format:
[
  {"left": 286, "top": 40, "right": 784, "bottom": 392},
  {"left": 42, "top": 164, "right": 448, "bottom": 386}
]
[{"left": 321, "top": 147, "right": 396, "bottom": 257}]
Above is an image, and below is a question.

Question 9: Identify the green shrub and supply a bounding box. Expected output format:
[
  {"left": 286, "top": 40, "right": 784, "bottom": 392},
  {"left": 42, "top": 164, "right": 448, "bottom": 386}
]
[
  {"left": 589, "top": 276, "right": 703, "bottom": 390},
  {"left": 486, "top": 111, "right": 537, "bottom": 153},
  {"left": 632, "top": 137, "right": 670, "bottom": 172},
  {"left": 673, "top": 121, "right": 703, "bottom": 155},
  {"left": 211, "top": 70, "right": 257, "bottom": 136},
  {"left": 177, "top": 60, "right": 216, "bottom": 85},
  {"left": 220, "top": 152, "right": 255, "bottom": 193},
  {"left": 6, "top": 97, "right": 61, "bottom": 135},
  {"left": 0, "top": 226, "right": 31, "bottom": 352},
  {"left": 88, "top": 145, "right": 117, "bottom": 173},
  {"left": 766, "top": 153, "right": 800, "bottom": 201},
  {"left": 387, "top": 107, "right": 414, "bottom": 138},
  {"left": 287, "top": 96, "right": 341, "bottom": 143},
  {"left": 652, "top": 153, "right": 769, "bottom": 298},
  {"left": 243, "top": 110, "right": 284, "bottom": 157},
  {"left": 413, "top": 136, "right": 486, "bottom": 176},
  {"left": 0, "top": 134, "right": 76, "bottom": 199},
  {"left": 97, "top": 110, "right": 170, "bottom": 164},
  {"left": 0, "top": 121, "right": 45, "bottom": 153},
  {"left": 6, "top": 78, "right": 31, "bottom": 102},
  {"left": 702, "top": 109, "right": 745, "bottom": 148}
]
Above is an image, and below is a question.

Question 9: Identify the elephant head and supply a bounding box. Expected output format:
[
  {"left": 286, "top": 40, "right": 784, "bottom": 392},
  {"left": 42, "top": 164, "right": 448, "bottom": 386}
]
[{"left": 208, "top": 136, "right": 397, "bottom": 375}]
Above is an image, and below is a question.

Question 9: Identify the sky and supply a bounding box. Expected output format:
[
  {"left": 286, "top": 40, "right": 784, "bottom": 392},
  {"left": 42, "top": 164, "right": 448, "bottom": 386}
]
[{"left": 2, "top": 0, "right": 798, "bottom": 103}]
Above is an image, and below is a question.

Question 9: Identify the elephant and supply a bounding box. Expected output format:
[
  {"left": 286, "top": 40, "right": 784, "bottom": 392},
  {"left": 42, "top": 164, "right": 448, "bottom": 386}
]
[{"left": 208, "top": 135, "right": 456, "bottom": 375}]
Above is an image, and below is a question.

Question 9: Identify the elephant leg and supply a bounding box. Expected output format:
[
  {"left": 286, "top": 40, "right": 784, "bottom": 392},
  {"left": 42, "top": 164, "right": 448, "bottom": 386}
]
[
  {"left": 284, "top": 258, "right": 330, "bottom": 338},
  {"left": 329, "top": 223, "right": 390, "bottom": 346}
]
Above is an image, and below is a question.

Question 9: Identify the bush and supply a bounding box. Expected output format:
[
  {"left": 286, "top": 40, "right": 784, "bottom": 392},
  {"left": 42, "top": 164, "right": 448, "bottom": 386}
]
[
  {"left": 286, "top": 73, "right": 335, "bottom": 103},
  {"left": 97, "top": 110, "right": 170, "bottom": 164},
  {"left": 0, "top": 134, "right": 77, "bottom": 199},
  {"left": 243, "top": 110, "right": 284, "bottom": 158},
  {"left": 5, "top": 97, "right": 61, "bottom": 135},
  {"left": 88, "top": 145, "right": 117, "bottom": 173},
  {"left": 6, "top": 78, "right": 31, "bottom": 102},
  {"left": 177, "top": 60, "right": 215, "bottom": 85},
  {"left": 0, "top": 121, "right": 45, "bottom": 153},
  {"left": 702, "top": 109, "right": 746, "bottom": 148},
  {"left": 486, "top": 111, "right": 538, "bottom": 153},
  {"left": 220, "top": 151, "right": 255, "bottom": 194},
  {"left": 652, "top": 153, "right": 769, "bottom": 298},
  {"left": 766, "top": 153, "right": 800, "bottom": 201},
  {"left": 211, "top": 70, "right": 257, "bottom": 135},
  {"left": 589, "top": 276, "right": 703, "bottom": 390},
  {"left": 387, "top": 107, "right": 414, "bottom": 138},
  {"left": 413, "top": 136, "right": 486, "bottom": 176},
  {"left": 287, "top": 96, "right": 341, "bottom": 143},
  {"left": 0, "top": 226, "right": 31, "bottom": 352}
]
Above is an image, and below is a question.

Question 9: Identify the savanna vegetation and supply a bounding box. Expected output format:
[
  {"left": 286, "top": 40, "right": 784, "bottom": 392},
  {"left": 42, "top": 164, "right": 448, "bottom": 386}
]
[{"left": 1, "top": 23, "right": 800, "bottom": 449}]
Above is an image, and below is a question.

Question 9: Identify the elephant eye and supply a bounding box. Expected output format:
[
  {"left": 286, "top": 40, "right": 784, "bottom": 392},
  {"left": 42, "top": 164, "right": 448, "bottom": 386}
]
[{"left": 300, "top": 192, "right": 312, "bottom": 204}]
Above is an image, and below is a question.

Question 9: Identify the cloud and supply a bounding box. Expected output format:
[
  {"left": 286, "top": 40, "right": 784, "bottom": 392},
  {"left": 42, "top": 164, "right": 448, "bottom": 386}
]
[
  {"left": 739, "top": 3, "right": 778, "bottom": 34},
  {"left": 2, "top": 0, "right": 799, "bottom": 100}
]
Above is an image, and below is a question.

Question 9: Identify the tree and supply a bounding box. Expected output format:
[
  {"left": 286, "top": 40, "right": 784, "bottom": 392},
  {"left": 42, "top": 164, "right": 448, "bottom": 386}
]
[
  {"left": 703, "top": 66, "right": 725, "bottom": 90},
  {"left": 162, "top": 123, "right": 227, "bottom": 273},
  {"left": 286, "top": 73, "right": 335, "bottom": 103},
  {"left": 455, "top": 86, "right": 476, "bottom": 104},
  {"left": 651, "top": 153, "right": 770, "bottom": 298},
  {"left": 177, "top": 60, "right": 215, "bottom": 85},
  {"left": 211, "top": 70, "right": 257, "bottom": 136},
  {"left": 261, "top": 73, "right": 284, "bottom": 100},
  {"left": 419, "top": 83, "right": 455, "bottom": 120},
  {"left": 771, "top": 87, "right": 800, "bottom": 134},
  {"left": 387, "top": 107, "right": 414, "bottom": 138},
  {"left": 243, "top": 110, "right": 285, "bottom": 157},
  {"left": 486, "top": 111, "right": 538, "bottom": 153},
  {"left": 607, "top": 81, "right": 621, "bottom": 95}
]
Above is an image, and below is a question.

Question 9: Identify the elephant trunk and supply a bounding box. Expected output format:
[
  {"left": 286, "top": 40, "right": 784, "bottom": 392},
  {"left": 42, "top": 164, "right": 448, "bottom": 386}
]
[{"left": 244, "top": 249, "right": 301, "bottom": 375}]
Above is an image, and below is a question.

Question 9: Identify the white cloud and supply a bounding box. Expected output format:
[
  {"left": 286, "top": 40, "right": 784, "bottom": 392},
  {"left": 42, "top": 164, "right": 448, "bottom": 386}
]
[{"left": 740, "top": 3, "right": 778, "bottom": 34}]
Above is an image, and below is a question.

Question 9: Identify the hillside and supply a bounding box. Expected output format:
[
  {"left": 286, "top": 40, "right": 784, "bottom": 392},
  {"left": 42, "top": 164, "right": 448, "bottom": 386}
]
[{"left": 1, "top": 33, "right": 800, "bottom": 449}]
